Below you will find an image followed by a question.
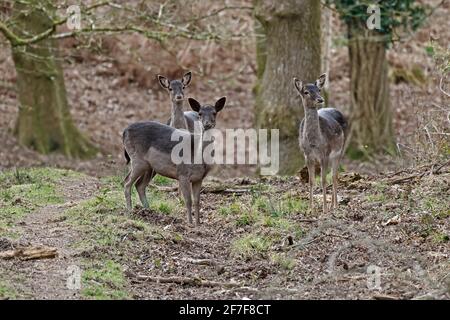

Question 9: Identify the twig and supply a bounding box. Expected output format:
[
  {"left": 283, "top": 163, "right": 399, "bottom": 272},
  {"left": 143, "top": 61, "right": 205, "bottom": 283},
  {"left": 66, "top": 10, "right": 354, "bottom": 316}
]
[
  {"left": 439, "top": 76, "right": 450, "bottom": 98},
  {"left": 134, "top": 275, "right": 241, "bottom": 288},
  {"left": 180, "top": 258, "right": 217, "bottom": 266},
  {"left": 373, "top": 294, "right": 400, "bottom": 300},
  {"left": 293, "top": 234, "right": 325, "bottom": 249},
  {"left": 433, "top": 159, "right": 450, "bottom": 174}
]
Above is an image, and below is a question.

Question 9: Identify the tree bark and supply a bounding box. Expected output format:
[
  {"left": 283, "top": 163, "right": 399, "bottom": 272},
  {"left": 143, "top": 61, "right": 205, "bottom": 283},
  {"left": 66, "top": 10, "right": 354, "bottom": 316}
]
[
  {"left": 347, "top": 28, "right": 394, "bottom": 158},
  {"left": 254, "top": 0, "right": 321, "bottom": 175},
  {"left": 10, "top": 1, "right": 96, "bottom": 158}
]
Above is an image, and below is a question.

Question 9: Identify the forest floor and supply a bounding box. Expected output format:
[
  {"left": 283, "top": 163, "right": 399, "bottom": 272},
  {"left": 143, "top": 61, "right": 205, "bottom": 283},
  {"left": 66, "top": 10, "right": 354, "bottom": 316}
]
[{"left": 0, "top": 164, "right": 448, "bottom": 300}]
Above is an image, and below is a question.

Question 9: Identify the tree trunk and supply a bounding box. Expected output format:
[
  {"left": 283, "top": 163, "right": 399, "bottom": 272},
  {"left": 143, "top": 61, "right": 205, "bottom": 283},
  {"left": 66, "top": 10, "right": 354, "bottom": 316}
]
[
  {"left": 10, "top": 1, "right": 96, "bottom": 158},
  {"left": 254, "top": 0, "right": 321, "bottom": 175},
  {"left": 347, "top": 28, "right": 394, "bottom": 158}
]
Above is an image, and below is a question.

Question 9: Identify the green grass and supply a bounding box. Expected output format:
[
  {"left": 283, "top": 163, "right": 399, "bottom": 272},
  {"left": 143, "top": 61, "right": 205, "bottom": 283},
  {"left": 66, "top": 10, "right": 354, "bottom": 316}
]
[
  {"left": 152, "top": 175, "right": 173, "bottom": 186},
  {"left": 63, "top": 176, "right": 183, "bottom": 300},
  {"left": 430, "top": 231, "right": 449, "bottom": 244},
  {"left": 219, "top": 201, "right": 242, "bottom": 216},
  {"left": 0, "top": 279, "right": 17, "bottom": 299},
  {"left": 423, "top": 197, "right": 450, "bottom": 220},
  {"left": 235, "top": 212, "right": 257, "bottom": 227},
  {"left": 64, "top": 176, "right": 179, "bottom": 253},
  {"left": 81, "top": 260, "right": 129, "bottom": 300},
  {"left": 270, "top": 253, "right": 296, "bottom": 271},
  {"left": 0, "top": 168, "right": 76, "bottom": 237},
  {"left": 365, "top": 193, "right": 386, "bottom": 203},
  {"left": 148, "top": 190, "right": 178, "bottom": 214},
  {"left": 250, "top": 194, "right": 308, "bottom": 217},
  {"left": 314, "top": 172, "right": 333, "bottom": 186},
  {"left": 65, "top": 188, "right": 154, "bottom": 248},
  {"left": 231, "top": 234, "right": 272, "bottom": 259}
]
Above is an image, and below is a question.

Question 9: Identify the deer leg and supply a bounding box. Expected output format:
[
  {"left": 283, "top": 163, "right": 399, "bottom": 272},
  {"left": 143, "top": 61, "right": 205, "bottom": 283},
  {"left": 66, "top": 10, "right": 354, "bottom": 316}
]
[
  {"left": 331, "top": 159, "right": 339, "bottom": 210},
  {"left": 307, "top": 161, "right": 315, "bottom": 213},
  {"left": 178, "top": 178, "right": 193, "bottom": 225},
  {"left": 135, "top": 169, "right": 155, "bottom": 209},
  {"left": 192, "top": 180, "right": 202, "bottom": 227},
  {"left": 124, "top": 161, "right": 148, "bottom": 211},
  {"left": 320, "top": 160, "right": 328, "bottom": 214}
]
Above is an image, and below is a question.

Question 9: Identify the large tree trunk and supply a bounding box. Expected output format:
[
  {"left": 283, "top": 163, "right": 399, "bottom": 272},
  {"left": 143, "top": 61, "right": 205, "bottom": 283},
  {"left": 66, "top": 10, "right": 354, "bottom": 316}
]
[
  {"left": 347, "top": 28, "right": 395, "bottom": 158},
  {"left": 11, "top": 1, "right": 96, "bottom": 158},
  {"left": 254, "top": 0, "right": 321, "bottom": 175}
]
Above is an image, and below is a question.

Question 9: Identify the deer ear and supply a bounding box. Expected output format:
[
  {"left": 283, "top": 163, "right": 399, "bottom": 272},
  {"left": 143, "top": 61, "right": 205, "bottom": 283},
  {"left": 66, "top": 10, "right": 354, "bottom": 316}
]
[
  {"left": 315, "top": 73, "right": 327, "bottom": 89},
  {"left": 188, "top": 98, "right": 201, "bottom": 112},
  {"left": 215, "top": 97, "right": 226, "bottom": 112},
  {"left": 182, "top": 71, "right": 192, "bottom": 87},
  {"left": 293, "top": 78, "right": 303, "bottom": 93},
  {"left": 158, "top": 75, "right": 170, "bottom": 89}
]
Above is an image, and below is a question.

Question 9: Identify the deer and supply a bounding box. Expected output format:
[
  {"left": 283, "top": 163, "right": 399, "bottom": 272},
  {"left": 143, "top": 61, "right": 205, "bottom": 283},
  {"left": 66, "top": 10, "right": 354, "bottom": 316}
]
[
  {"left": 293, "top": 74, "right": 348, "bottom": 214},
  {"left": 157, "top": 71, "right": 203, "bottom": 132},
  {"left": 122, "top": 97, "right": 226, "bottom": 226},
  {"left": 123, "top": 72, "right": 197, "bottom": 197}
]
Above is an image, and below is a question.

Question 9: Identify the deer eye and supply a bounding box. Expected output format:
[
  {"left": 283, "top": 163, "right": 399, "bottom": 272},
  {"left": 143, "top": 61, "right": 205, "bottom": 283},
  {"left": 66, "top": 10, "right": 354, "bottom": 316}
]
[
  {"left": 169, "top": 88, "right": 173, "bottom": 91},
  {"left": 304, "top": 91, "right": 309, "bottom": 95}
]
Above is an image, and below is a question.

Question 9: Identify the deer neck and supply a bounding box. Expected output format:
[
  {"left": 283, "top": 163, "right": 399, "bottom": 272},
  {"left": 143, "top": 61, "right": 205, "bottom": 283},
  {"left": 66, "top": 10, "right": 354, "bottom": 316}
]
[
  {"left": 302, "top": 100, "right": 321, "bottom": 141},
  {"left": 170, "top": 100, "right": 187, "bottom": 130},
  {"left": 192, "top": 123, "right": 207, "bottom": 165}
]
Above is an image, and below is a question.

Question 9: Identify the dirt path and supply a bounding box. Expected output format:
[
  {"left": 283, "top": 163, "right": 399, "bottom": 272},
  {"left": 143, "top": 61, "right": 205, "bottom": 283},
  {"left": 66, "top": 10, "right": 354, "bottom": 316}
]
[{"left": 1, "top": 176, "right": 99, "bottom": 299}]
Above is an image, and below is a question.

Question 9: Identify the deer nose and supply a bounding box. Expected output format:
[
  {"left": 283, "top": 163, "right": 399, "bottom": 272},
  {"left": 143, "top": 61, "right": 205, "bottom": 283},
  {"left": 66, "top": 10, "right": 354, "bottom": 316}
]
[
  {"left": 175, "top": 95, "right": 183, "bottom": 101},
  {"left": 317, "top": 98, "right": 324, "bottom": 104},
  {"left": 204, "top": 122, "right": 214, "bottom": 129}
]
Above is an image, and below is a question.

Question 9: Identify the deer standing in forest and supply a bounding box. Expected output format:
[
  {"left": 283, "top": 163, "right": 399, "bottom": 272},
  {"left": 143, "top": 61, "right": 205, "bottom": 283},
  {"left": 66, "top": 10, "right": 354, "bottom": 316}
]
[
  {"left": 294, "top": 74, "right": 348, "bottom": 214},
  {"left": 123, "top": 97, "right": 226, "bottom": 226},
  {"left": 124, "top": 72, "right": 200, "bottom": 200}
]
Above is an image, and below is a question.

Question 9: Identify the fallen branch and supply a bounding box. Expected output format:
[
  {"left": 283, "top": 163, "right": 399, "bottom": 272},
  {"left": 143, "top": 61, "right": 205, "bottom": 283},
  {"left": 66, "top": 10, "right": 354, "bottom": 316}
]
[
  {"left": 205, "top": 188, "right": 251, "bottom": 195},
  {"left": 386, "top": 174, "right": 420, "bottom": 185},
  {"left": 433, "top": 159, "right": 450, "bottom": 174},
  {"left": 0, "top": 246, "right": 58, "bottom": 260},
  {"left": 180, "top": 258, "right": 217, "bottom": 266},
  {"left": 373, "top": 294, "right": 400, "bottom": 300},
  {"left": 134, "top": 275, "right": 241, "bottom": 288},
  {"left": 293, "top": 234, "right": 325, "bottom": 249}
]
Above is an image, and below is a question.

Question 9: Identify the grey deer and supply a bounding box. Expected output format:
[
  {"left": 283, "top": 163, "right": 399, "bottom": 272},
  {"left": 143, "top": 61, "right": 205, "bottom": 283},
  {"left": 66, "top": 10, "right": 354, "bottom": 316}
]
[
  {"left": 294, "top": 74, "right": 348, "bottom": 214},
  {"left": 158, "top": 71, "right": 204, "bottom": 132},
  {"left": 123, "top": 72, "right": 193, "bottom": 172},
  {"left": 123, "top": 97, "right": 226, "bottom": 226}
]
